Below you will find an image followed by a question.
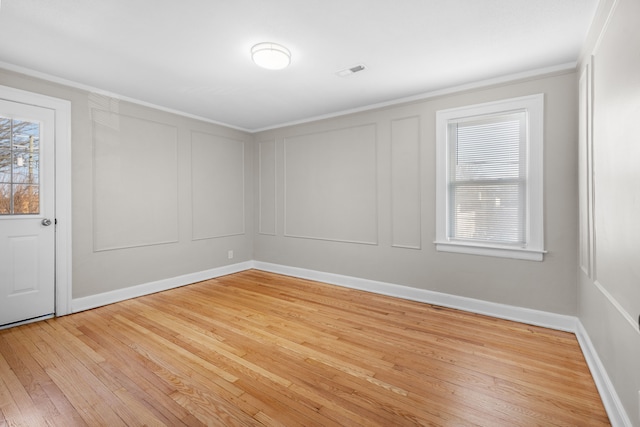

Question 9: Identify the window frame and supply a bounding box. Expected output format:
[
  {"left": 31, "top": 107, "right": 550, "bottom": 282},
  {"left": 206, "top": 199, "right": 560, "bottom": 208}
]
[{"left": 435, "top": 94, "right": 545, "bottom": 261}]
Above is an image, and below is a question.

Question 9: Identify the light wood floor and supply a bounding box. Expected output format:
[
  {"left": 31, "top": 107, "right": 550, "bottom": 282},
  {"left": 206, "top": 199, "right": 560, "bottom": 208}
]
[{"left": 0, "top": 270, "right": 609, "bottom": 426}]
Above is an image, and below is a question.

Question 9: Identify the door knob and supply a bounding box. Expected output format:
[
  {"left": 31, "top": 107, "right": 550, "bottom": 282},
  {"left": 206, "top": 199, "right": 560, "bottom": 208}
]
[{"left": 41, "top": 218, "right": 52, "bottom": 227}]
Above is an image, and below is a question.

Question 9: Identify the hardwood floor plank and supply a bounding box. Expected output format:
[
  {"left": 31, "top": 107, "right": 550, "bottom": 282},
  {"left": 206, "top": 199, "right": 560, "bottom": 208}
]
[
  {"left": 2, "top": 327, "right": 88, "bottom": 427},
  {"left": 0, "top": 353, "right": 49, "bottom": 426},
  {"left": 0, "top": 333, "right": 60, "bottom": 424},
  {"left": 69, "top": 310, "right": 197, "bottom": 425},
  {"left": 36, "top": 322, "right": 156, "bottom": 426},
  {"left": 0, "top": 270, "right": 610, "bottom": 426}
]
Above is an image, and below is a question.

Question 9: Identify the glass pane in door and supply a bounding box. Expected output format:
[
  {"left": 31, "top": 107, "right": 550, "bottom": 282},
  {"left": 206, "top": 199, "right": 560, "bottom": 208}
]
[{"left": 0, "top": 115, "right": 40, "bottom": 215}]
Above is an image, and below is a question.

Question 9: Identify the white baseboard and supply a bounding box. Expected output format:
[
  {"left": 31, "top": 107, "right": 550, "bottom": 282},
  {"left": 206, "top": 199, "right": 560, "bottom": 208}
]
[
  {"left": 575, "top": 321, "right": 632, "bottom": 427},
  {"left": 252, "top": 261, "right": 577, "bottom": 331},
  {"left": 70, "top": 259, "right": 630, "bottom": 426},
  {"left": 71, "top": 261, "right": 253, "bottom": 313},
  {"left": 71, "top": 259, "right": 576, "bottom": 332}
]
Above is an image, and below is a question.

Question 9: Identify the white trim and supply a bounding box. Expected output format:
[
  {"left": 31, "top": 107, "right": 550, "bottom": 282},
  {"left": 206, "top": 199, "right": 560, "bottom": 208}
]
[
  {"left": 578, "top": 60, "right": 595, "bottom": 279},
  {"left": 0, "top": 85, "right": 73, "bottom": 317},
  {"left": 252, "top": 62, "right": 576, "bottom": 132},
  {"left": 434, "top": 94, "right": 545, "bottom": 261},
  {"left": 591, "top": 0, "right": 621, "bottom": 57},
  {"left": 0, "top": 60, "right": 574, "bottom": 134},
  {"left": 54, "top": 98, "right": 73, "bottom": 316},
  {"left": 252, "top": 261, "right": 575, "bottom": 331},
  {"left": 0, "top": 314, "right": 55, "bottom": 331},
  {"left": 593, "top": 280, "right": 640, "bottom": 336},
  {"left": 575, "top": 321, "right": 632, "bottom": 427},
  {"left": 435, "top": 242, "right": 545, "bottom": 261},
  {"left": 71, "top": 261, "right": 252, "bottom": 313},
  {"left": 72, "top": 258, "right": 578, "bottom": 330},
  {"left": 0, "top": 61, "right": 250, "bottom": 133}
]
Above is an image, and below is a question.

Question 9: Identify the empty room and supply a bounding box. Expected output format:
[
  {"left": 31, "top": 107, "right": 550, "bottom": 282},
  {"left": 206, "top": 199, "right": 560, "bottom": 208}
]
[{"left": 0, "top": 0, "right": 638, "bottom": 425}]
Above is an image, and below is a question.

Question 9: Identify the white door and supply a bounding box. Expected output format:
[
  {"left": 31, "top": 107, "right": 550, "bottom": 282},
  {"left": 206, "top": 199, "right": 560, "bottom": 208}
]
[{"left": 0, "top": 99, "right": 56, "bottom": 327}]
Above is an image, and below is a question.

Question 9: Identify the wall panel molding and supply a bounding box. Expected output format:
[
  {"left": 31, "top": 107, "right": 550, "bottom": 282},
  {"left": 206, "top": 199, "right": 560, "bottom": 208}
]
[
  {"left": 390, "top": 116, "right": 421, "bottom": 249},
  {"left": 92, "top": 110, "right": 179, "bottom": 251},
  {"left": 590, "top": 0, "right": 640, "bottom": 327},
  {"left": 191, "top": 131, "right": 245, "bottom": 240},
  {"left": 593, "top": 280, "right": 640, "bottom": 337},
  {"left": 258, "top": 139, "right": 277, "bottom": 235},
  {"left": 578, "top": 60, "right": 595, "bottom": 278},
  {"left": 283, "top": 124, "right": 378, "bottom": 245}
]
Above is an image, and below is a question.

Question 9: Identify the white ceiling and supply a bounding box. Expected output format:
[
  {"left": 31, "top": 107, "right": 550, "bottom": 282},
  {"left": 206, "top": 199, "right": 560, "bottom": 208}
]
[{"left": 0, "top": 0, "right": 598, "bottom": 132}]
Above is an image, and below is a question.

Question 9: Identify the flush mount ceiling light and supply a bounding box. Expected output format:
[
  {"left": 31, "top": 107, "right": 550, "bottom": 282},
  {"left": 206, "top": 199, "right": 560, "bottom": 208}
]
[{"left": 251, "top": 42, "right": 291, "bottom": 70}]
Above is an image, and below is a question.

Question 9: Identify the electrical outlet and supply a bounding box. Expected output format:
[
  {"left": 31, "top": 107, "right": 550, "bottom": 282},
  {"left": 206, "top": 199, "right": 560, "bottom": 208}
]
[{"left": 227, "top": 250, "right": 234, "bottom": 260}]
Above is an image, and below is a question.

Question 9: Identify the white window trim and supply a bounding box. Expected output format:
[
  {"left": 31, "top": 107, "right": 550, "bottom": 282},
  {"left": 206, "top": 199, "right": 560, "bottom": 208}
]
[{"left": 435, "top": 94, "right": 545, "bottom": 261}]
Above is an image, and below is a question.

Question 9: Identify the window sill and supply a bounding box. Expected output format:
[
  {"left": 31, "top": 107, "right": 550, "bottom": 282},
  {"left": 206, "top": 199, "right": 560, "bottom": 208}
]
[{"left": 435, "top": 241, "right": 545, "bottom": 261}]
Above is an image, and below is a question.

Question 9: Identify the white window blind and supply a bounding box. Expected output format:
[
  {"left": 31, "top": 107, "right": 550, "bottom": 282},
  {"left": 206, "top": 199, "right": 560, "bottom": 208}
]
[
  {"left": 448, "top": 112, "right": 526, "bottom": 245},
  {"left": 435, "top": 94, "right": 544, "bottom": 261}
]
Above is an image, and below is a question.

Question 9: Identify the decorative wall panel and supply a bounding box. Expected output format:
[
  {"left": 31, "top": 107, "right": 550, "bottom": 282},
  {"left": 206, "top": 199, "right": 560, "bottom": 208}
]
[
  {"left": 578, "top": 62, "right": 594, "bottom": 278},
  {"left": 592, "top": 0, "right": 640, "bottom": 324},
  {"left": 259, "top": 140, "right": 277, "bottom": 235},
  {"left": 93, "top": 110, "right": 179, "bottom": 251},
  {"left": 391, "top": 116, "right": 421, "bottom": 249},
  {"left": 191, "top": 131, "right": 245, "bottom": 240},
  {"left": 284, "top": 124, "right": 378, "bottom": 244}
]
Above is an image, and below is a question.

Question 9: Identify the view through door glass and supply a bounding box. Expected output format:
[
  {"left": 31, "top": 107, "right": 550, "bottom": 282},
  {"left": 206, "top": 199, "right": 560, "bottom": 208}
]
[{"left": 0, "top": 116, "right": 40, "bottom": 215}]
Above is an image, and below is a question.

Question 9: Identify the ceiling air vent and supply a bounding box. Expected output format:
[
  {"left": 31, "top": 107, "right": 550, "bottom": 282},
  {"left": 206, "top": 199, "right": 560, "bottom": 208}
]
[{"left": 336, "top": 64, "right": 366, "bottom": 77}]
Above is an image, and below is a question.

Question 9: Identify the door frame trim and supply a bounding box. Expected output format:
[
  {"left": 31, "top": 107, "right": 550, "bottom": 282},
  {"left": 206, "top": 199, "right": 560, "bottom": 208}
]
[{"left": 0, "top": 85, "right": 72, "bottom": 316}]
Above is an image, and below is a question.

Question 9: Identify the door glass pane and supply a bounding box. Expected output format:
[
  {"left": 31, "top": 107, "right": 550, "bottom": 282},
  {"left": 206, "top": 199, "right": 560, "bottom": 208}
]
[
  {"left": 0, "top": 183, "right": 9, "bottom": 214},
  {"left": 13, "top": 119, "right": 40, "bottom": 151},
  {"left": 0, "top": 148, "right": 10, "bottom": 181},
  {"left": 13, "top": 184, "right": 39, "bottom": 214},
  {"left": 0, "top": 115, "right": 40, "bottom": 215},
  {"left": 13, "top": 152, "right": 39, "bottom": 184},
  {"left": 0, "top": 117, "right": 10, "bottom": 148}
]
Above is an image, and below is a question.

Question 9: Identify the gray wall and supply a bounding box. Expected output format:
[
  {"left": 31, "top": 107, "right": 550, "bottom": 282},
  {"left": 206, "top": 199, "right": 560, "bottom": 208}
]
[
  {"left": 0, "top": 69, "right": 254, "bottom": 299},
  {"left": 253, "top": 71, "right": 579, "bottom": 315},
  {"left": 578, "top": 0, "right": 640, "bottom": 423},
  {"left": 1, "top": 56, "right": 580, "bottom": 317}
]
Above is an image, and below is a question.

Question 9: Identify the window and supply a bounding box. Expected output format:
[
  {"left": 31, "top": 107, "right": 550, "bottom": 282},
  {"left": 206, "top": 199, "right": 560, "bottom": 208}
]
[
  {"left": 435, "top": 94, "right": 544, "bottom": 261},
  {"left": 0, "top": 116, "right": 41, "bottom": 215}
]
